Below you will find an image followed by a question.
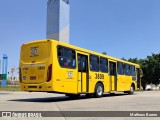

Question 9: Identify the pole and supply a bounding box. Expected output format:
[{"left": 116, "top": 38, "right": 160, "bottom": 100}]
[
  {"left": 2, "top": 54, "right": 8, "bottom": 86},
  {"left": 46, "top": 0, "right": 70, "bottom": 43}
]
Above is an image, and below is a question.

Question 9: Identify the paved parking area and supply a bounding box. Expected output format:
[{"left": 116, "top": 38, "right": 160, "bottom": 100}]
[{"left": 0, "top": 91, "right": 160, "bottom": 120}]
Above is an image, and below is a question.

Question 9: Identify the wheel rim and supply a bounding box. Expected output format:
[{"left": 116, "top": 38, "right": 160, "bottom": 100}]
[
  {"left": 97, "top": 86, "right": 103, "bottom": 96},
  {"left": 131, "top": 86, "right": 134, "bottom": 92}
]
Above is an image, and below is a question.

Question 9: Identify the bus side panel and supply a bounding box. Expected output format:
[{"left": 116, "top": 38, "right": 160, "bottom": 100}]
[
  {"left": 88, "top": 71, "right": 97, "bottom": 93},
  {"left": 88, "top": 71, "right": 110, "bottom": 93},
  {"left": 52, "top": 43, "right": 78, "bottom": 94},
  {"left": 52, "top": 43, "right": 62, "bottom": 92},
  {"left": 59, "top": 68, "right": 78, "bottom": 94},
  {"left": 123, "top": 76, "right": 132, "bottom": 91},
  {"left": 53, "top": 68, "right": 78, "bottom": 94},
  {"left": 117, "top": 75, "right": 125, "bottom": 91},
  {"left": 103, "top": 73, "right": 110, "bottom": 92}
]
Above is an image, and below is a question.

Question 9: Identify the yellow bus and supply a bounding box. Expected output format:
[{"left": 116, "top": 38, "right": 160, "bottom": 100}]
[{"left": 19, "top": 39, "right": 142, "bottom": 98}]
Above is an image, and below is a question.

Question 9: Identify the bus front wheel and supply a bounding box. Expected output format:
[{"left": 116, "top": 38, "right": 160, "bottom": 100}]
[{"left": 94, "top": 83, "right": 104, "bottom": 98}]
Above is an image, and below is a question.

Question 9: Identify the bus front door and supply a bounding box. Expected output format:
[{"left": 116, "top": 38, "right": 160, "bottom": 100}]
[
  {"left": 77, "top": 54, "right": 89, "bottom": 93},
  {"left": 109, "top": 61, "right": 117, "bottom": 91}
]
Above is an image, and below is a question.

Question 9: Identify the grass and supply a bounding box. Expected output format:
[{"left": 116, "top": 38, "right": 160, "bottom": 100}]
[{"left": 0, "top": 85, "right": 20, "bottom": 91}]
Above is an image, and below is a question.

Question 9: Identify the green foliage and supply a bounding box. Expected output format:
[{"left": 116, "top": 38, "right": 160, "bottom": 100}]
[
  {"left": 102, "top": 52, "right": 107, "bottom": 55},
  {"left": 121, "top": 57, "right": 127, "bottom": 61}
]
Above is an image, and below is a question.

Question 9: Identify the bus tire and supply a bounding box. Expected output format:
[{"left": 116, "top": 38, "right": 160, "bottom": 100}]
[
  {"left": 94, "top": 83, "right": 104, "bottom": 98},
  {"left": 129, "top": 85, "right": 134, "bottom": 95}
]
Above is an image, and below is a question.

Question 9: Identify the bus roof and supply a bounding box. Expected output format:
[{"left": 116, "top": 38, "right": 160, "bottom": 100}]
[{"left": 23, "top": 39, "right": 140, "bottom": 67}]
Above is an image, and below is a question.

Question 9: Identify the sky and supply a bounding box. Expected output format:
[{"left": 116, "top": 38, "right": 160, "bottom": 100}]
[{"left": 0, "top": 0, "right": 160, "bottom": 74}]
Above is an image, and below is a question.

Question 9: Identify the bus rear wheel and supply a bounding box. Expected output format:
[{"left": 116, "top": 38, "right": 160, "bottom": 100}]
[
  {"left": 128, "top": 85, "right": 134, "bottom": 95},
  {"left": 94, "top": 83, "right": 104, "bottom": 98}
]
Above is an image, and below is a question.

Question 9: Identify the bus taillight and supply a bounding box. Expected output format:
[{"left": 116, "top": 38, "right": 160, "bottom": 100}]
[
  {"left": 19, "top": 68, "right": 22, "bottom": 83},
  {"left": 47, "top": 64, "right": 52, "bottom": 82}
]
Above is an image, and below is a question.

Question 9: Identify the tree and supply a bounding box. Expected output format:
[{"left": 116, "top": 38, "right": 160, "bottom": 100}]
[
  {"left": 121, "top": 57, "right": 127, "bottom": 61},
  {"left": 133, "top": 53, "right": 160, "bottom": 87},
  {"left": 102, "top": 52, "right": 107, "bottom": 55},
  {"left": 128, "top": 57, "right": 139, "bottom": 64}
]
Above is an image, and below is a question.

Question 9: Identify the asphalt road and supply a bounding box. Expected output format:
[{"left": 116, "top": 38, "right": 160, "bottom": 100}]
[{"left": 0, "top": 91, "right": 160, "bottom": 120}]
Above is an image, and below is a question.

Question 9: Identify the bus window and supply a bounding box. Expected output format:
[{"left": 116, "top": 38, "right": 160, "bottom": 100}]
[
  {"left": 117, "top": 62, "right": 124, "bottom": 75},
  {"left": 57, "top": 46, "right": 76, "bottom": 69},
  {"left": 109, "top": 62, "right": 116, "bottom": 76},
  {"left": 90, "top": 55, "right": 99, "bottom": 72},
  {"left": 78, "top": 55, "right": 87, "bottom": 72},
  {"left": 100, "top": 57, "right": 108, "bottom": 72},
  {"left": 124, "top": 64, "right": 130, "bottom": 76},
  {"left": 130, "top": 65, "right": 136, "bottom": 76}
]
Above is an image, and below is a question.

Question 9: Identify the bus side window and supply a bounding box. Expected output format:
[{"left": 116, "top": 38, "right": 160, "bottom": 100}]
[
  {"left": 124, "top": 64, "right": 130, "bottom": 76},
  {"left": 59, "top": 57, "right": 64, "bottom": 66},
  {"left": 118, "top": 62, "right": 124, "bottom": 75},
  {"left": 57, "top": 46, "right": 76, "bottom": 69},
  {"left": 90, "top": 55, "right": 99, "bottom": 72},
  {"left": 63, "top": 58, "right": 68, "bottom": 67},
  {"left": 58, "top": 47, "right": 63, "bottom": 66},
  {"left": 130, "top": 65, "right": 136, "bottom": 76},
  {"left": 100, "top": 57, "right": 108, "bottom": 73}
]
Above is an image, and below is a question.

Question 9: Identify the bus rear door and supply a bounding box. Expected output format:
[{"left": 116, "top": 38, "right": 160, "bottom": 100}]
[{"left": 109, "top": 61, "right": 117, "bottom": 91}]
